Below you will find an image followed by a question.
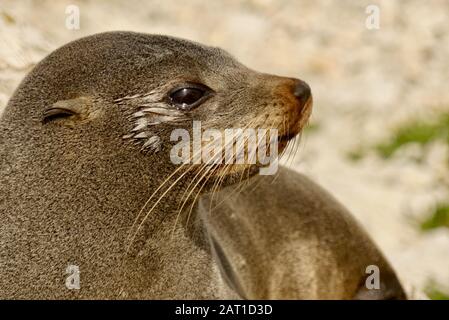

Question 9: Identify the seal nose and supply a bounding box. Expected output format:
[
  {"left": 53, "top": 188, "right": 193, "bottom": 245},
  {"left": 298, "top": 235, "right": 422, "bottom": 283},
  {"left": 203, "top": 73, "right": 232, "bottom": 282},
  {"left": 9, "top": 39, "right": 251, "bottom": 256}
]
[{"left": 293, "top": 80, "right": 311, "bottom": 102}]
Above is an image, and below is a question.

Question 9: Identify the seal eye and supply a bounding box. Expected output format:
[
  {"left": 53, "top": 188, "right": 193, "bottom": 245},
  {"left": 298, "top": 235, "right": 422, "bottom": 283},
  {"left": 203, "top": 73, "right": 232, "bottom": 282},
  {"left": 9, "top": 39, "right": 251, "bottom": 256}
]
[{"left": 169, "top": 84, "right": 211, "bottom": 111}]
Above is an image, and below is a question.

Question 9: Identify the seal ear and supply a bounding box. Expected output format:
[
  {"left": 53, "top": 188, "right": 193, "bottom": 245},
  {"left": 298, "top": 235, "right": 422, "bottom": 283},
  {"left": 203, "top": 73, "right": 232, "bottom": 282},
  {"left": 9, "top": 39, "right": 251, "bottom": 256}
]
[
  {"left": 42, "top": 107, "right": 78, "bottom": 124},
  {"left": 42, "top": 96, "right": 95, "bottom": 125}
]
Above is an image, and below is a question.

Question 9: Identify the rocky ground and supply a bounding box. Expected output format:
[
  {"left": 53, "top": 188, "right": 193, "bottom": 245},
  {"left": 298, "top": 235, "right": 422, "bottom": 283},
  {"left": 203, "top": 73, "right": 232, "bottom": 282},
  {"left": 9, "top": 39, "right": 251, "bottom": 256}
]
[{"left": 1, "top": 0, "right": 448, "bottom": 298}]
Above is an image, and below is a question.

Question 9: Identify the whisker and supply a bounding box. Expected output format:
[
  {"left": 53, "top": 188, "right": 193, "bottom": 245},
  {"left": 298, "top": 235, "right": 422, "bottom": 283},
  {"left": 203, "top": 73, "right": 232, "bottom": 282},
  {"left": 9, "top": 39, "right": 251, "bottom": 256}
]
[
  {"left": 184, "top": 166, "right": 216, "bottom": 231},
  {"left": 126, "top": 162, "right": 189, "bottom": 242},
  {"left": 125, "top": 165, "right": 195, "bottom": 252}
]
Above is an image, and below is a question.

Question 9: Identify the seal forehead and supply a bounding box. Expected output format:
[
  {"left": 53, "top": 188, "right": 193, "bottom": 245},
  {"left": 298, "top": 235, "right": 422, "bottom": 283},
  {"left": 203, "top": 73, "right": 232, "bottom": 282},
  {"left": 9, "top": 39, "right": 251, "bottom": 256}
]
[
  {"left": 23, "top": 32, "right": 242, "bottom": 99},
  {"left": 68, "top": 32, "right": 239, "bottom": 70},
  {"left": 126, "top": 34, "right": 243, "bottom": 75}
]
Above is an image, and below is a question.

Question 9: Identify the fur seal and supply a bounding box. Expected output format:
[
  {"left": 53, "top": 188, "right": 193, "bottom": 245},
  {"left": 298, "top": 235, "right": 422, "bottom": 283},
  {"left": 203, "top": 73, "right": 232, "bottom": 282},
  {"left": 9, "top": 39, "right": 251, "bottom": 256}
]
[
  {"left": 0, "top": 31, "right": 311, "bottom": 299},
  {"left": 0, "top": 31, "right": 405, "bottom": 299}
]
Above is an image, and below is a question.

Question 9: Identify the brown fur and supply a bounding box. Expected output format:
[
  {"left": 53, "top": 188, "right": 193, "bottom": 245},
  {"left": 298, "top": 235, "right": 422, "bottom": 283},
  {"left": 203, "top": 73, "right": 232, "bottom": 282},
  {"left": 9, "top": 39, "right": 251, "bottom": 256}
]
[
  {"left": 0, "top": 31, "right": 404, "bottom": 299},
  {"left": 200, "top": 167, "right": 406, "bottom": 299}
]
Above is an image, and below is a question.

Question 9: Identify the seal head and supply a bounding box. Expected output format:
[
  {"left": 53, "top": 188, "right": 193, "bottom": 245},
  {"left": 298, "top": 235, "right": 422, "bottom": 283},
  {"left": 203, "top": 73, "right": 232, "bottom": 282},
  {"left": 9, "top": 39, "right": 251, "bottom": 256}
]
[{"left": 0, "top": 32, "right": 312, "bottom": 298}]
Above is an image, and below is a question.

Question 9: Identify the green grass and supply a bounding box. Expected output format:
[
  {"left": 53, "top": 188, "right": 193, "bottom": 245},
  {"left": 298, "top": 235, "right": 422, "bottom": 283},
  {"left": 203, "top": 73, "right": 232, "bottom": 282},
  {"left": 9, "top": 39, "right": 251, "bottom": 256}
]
[
  {"left": 346, "top": 112, "right": 449, "bottom": 161},
  {"left": 425, "top": 283, "right": 449, "bottom": 300},
  {"left": 427, "top": 288, "right": 449, "bottom": 300},
  {"left": 346, "top": 148, "right": 365, "bottom": 162},
  {"left": 375, "top": 113, "right": 449, "bottom": 158},
  {"left": 421, "top": 203, "right": 449, "bottom": 231},
  {"left": 303, "top": 122, "right": 320, "bottom": 134}
]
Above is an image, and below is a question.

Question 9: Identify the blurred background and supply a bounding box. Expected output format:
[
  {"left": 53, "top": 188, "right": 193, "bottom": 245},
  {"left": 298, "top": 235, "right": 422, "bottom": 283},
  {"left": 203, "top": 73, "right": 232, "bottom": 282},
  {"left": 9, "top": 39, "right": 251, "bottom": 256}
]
[{"left": 1, "top": 0, "right": 448, "bottom": 299}]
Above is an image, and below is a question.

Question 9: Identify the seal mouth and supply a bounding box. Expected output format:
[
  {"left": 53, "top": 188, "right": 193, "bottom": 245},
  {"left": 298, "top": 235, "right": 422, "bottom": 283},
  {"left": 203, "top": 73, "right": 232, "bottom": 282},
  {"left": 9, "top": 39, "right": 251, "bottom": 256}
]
[
  {"left": 278, "top": 132, "right": 297, "bottom": 143},
  {"left": 281, "top": 96, "right": 313, "bottom": 140}
]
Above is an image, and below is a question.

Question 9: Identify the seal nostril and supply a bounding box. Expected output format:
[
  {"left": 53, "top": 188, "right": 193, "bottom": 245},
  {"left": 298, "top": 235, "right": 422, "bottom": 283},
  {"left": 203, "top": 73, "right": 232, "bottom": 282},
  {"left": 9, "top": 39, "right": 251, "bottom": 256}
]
[{"left": 293, "top": 80, "right": 311, "bottom": 101}]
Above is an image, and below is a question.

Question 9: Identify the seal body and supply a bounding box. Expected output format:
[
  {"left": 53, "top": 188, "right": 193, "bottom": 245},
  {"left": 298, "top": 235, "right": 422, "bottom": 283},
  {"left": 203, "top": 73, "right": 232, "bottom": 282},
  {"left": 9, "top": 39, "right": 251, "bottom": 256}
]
[
  {"left": 200, "top": 167, "right": 407, "bottom": 299},
  {"left": 0, "top": 31, "right": 404, "bottom": 299}
]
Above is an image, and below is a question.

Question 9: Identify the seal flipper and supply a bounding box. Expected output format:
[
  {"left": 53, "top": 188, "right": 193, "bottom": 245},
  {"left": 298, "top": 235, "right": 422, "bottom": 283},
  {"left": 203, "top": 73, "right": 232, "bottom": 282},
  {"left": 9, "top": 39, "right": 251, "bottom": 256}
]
[{"left": 209, "top": 236, "right": 247, "bottom": 299}]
